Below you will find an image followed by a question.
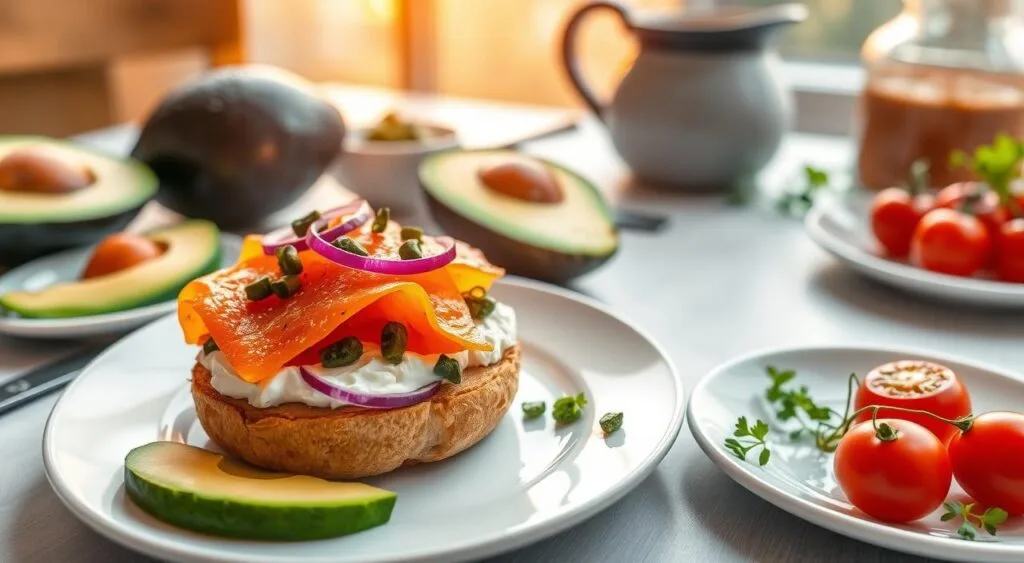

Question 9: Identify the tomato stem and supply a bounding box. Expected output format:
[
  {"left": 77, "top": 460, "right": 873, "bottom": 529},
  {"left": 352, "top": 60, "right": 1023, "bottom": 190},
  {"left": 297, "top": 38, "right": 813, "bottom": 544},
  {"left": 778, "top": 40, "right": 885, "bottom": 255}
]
[
  {"left": 848, "top": 405, "right": 974, "bottom": 433},
  {"left": 906, "top": 158, "right": 929, "bottom": 196}
]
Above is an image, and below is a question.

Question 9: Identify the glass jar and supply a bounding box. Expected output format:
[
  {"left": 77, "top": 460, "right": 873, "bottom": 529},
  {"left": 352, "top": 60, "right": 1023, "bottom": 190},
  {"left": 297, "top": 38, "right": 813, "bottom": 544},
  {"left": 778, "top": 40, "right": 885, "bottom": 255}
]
[{"left": 857, "top": 0, "right": 1024, "bottom": 190}]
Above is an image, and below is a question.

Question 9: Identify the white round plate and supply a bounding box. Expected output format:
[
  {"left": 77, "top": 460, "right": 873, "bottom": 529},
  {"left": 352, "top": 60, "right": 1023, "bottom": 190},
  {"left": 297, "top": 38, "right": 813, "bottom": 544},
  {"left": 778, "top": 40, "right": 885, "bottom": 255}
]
[
  {"left": 687, "top": 345, "right": 1024, "bottom": 562},
  {"left": 805, "top": 193, "right": 1024, "bottom": 308},
  {"left": 43, "top": 278, "right": 683, "bottom": 563},
  {"left": 0, "top": 235, "right": 242, "bottom": 339}
]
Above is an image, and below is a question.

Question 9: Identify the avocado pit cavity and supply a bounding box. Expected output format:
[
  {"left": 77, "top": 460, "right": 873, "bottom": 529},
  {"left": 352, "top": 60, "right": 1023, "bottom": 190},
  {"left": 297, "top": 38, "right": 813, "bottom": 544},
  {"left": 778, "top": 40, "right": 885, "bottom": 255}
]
[
  {"left": 0, "top": 149, "right": 95, "bottom": 194},
  {"left": 81, "top": 233, "right": 165, "bottom": 279},
  {"left": 478, "top": 161, "right": 564, "bottom": 204}
]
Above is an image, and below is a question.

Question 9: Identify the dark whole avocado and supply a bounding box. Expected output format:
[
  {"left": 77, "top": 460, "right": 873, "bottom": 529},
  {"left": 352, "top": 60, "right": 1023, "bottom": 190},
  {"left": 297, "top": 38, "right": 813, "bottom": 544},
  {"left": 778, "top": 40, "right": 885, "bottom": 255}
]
[
  {"left": 0, "top": 137, "right": 156, "bottom": 268},
  {"left": 419, "top": 149, "right": 618, "bottom": 284},
  {"left": 131, "top": 66, "right": 345, "bottom": 230}
]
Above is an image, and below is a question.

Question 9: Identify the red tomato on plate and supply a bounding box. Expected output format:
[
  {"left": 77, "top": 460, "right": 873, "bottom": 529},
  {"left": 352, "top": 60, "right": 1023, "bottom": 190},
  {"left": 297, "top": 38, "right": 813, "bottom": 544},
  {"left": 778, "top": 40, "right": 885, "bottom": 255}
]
[
  {"left": 948, "top": 412, "right": 1024, "bottom": 515},
  {"left": 854, "top": 360, "right": 971, "bottom": 443},
  {"left": 996, "top": 219, "right": 1024, "bottom": 283},
  {"left": 911, "top": 208, "right": 992, "bottom": 277},
  {"left": 871, "top": 188, "right": 934, "bottom": 257},
  {"left": 834, "top": 419, "right": 952, "bottom": 523},
  {"left": 935, "top": 182, "right": 1011, "bottom": 239}
]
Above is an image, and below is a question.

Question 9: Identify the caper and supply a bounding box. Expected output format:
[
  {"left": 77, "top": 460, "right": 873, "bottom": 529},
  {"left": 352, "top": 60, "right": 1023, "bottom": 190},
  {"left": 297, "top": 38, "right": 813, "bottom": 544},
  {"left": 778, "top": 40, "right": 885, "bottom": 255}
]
[
  {"left": 371, "top": 207, "right": 390, "bottom": 233},
  {"left": 464, "top": 286, "right": 487, "bottom": 300},
  {"left": 245, "top": 277, "right": 273, "bottom": 301},
  {"left": 433, "top": 354, "right": 462, "bottom": 384},
  {"left": 333, "top": 237, "right": 369, "bottom": 256},
  {"left": 400, "top": 226, "right": 423, "bottom": 241},
  {"left": 270, "top": 275, "right": 301, "bottom": 299},
  {"left": 599, "top": 411, "right": 624, "bottom": 435},
  {"left": 275, "top": 245, "right": 303, "bottom": 275},
  {"left": 320, "top": 336, "right": 363, "bottom": 368},
  {"left": 291, "top": 210, "right": 321, "bottom": 237},
  {"left": 398, "top": 239, "right": 423, "bottom": 260},
  {"left": 202, "top": 338, "right": 219, "bottom": 355},
  {"left": 380, "top": 322, "right": 407, "bottom": 365},
  {"left": 466, "top": 297, "right": 496, "bottom": 320}
]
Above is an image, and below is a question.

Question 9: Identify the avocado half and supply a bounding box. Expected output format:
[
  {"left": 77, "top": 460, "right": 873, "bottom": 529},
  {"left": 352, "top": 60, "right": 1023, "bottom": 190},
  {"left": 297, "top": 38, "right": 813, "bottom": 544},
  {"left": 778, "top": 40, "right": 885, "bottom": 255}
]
[
  {"left": 420, "top": 149, "right": 619, "bottom": 283},
  {"left": 0, "top": 137, "right": 157, "bottom": 267},
  {"left": 131, "top": 65, "right": 345, "bottom": 230},
  {"left": 124, "top": 442, "right": 397, "bottom": 541},
  {"left": 0, "top": 220, "right": 220, "bottom": 318}
]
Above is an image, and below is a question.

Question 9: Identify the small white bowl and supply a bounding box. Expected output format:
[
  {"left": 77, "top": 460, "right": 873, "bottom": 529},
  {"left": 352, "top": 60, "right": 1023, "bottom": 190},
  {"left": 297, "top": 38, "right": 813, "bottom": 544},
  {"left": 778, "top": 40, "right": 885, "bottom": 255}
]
[{"left": 331, "top": 124, "right": 458, "bottom": 216}]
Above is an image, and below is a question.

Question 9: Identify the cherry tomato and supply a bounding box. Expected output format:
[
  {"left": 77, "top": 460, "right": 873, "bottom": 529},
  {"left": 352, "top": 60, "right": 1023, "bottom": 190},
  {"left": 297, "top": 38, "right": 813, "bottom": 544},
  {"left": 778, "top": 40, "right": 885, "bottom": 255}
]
[
  {"left": 81, "top": 233, "right": 163, "bottom": 279},
  {"left": 834, "top": 419, "right": 952, "bottom": 522},
  {"left": 911, "top": 208, "right": 992, "bottom": 277},
  {"left": 948, "top": 412, "right": 1024, "bottom": 515},
  {"left": 871, "top": 189, "right": 934, "bottom": 257},
  {"left": 935, "top": 182, "right": 1011, "bottom": 239},
  {"left": 996, "top": 219, "right": 1024, "bottom": 283},
  {"left": 854, "top": 360, "right": 971, "bottom": 443}
]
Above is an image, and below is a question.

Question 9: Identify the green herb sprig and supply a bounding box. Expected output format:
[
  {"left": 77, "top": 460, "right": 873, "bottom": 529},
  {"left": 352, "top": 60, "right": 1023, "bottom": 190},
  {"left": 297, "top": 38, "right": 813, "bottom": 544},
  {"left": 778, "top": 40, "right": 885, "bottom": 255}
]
[
  {"left": 777, "top": 166, "right": 830, "bottom": 216},
  {"left": 950, "top": 133, "right": 1024, "bottom": 212},
  {"left": 552, "top": 393, "right": 587, "bottom": 424},
  {"left": 724, "top": 416, "right": 771, "bottom": 466},
  {"left": 941, "top": 501, "right": 1008, "bottom": 541}
]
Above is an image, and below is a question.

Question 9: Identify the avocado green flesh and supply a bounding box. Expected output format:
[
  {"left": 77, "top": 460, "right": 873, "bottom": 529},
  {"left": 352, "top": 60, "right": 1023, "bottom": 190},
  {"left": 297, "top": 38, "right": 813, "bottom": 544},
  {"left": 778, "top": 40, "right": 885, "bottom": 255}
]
[
  {"left": 124, "top": 442, "right": 397, "bottom": 541},
  {"left": 419, "top": 150, "right": 618, "bottom": 256},
  {"left": 0, "top": 137, "right": 157, "bottom": 223},
  {"left": 0, "top": 220, "right": 220, "bottom": 318}
]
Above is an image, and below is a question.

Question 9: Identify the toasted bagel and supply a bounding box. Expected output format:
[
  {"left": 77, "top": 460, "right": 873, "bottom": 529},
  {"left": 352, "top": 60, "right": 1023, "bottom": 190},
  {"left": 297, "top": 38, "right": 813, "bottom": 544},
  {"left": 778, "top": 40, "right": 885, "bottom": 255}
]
[{"left": 191, "top": 345, "right": 520, "bottom": 479}]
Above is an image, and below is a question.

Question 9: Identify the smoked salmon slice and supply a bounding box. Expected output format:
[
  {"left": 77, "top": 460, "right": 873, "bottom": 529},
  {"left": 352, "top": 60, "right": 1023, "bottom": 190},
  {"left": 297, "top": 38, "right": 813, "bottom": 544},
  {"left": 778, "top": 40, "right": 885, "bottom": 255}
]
[{"left": 178, "top": 221, "right": 504, "bottom": 383}]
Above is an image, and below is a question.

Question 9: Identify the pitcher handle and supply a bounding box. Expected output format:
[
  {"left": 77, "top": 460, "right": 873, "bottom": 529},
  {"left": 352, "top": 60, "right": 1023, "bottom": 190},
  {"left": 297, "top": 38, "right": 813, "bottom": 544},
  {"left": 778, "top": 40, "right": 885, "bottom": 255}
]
[{"left": 560, "top": 1, "right": 630, "bottom": 121}]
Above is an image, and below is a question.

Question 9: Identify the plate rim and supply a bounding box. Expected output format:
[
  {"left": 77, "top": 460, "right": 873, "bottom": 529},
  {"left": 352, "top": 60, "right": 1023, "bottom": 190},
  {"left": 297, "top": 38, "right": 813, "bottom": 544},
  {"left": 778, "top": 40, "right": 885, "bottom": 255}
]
[
  {"left": 0, "top": 234, "right": 243, "bottom": 337},
  {"left": 804, "top": 202, "right": 1024, "bottom": 301},
  {"left": 42, "top": 276, "right": 685, "bottom": 563},
  {"left": 686, "top": 342, "right": 1024, "bottom": 562}
]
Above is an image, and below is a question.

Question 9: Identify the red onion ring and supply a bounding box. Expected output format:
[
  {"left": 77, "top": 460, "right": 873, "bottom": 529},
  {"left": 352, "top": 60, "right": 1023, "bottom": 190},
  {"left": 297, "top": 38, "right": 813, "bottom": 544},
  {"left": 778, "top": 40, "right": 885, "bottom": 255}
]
[
  {"left": 261, "top": 200, "right": 372, "bottom": 255},
  {"left": 300, "top": 367, "right": 441, "bottom": 408},
  {"left": 307, "top": 220, "right": 457, "bottom": 275}
]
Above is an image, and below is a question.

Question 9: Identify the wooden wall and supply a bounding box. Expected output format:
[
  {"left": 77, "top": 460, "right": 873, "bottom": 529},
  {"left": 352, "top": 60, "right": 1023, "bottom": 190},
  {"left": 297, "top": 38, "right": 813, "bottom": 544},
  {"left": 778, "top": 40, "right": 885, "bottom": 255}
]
[{"left": 0, "top": 0, "right": 241, "bottom": 136}]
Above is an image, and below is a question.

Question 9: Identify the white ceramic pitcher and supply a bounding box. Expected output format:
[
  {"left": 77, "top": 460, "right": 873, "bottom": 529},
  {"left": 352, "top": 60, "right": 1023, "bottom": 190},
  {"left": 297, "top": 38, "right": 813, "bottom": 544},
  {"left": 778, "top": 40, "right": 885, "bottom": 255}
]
[{"left": 561, "top": 2, "right": 806, "bottom": 190}]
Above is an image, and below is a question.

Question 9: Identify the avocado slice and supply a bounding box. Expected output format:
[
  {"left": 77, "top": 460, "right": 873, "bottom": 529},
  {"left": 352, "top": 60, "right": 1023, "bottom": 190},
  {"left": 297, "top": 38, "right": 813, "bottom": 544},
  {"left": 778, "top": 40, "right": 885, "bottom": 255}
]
[
  {"left": 0, "top": 137, "right": 157, "bottom": 267},
  {"left": 0, "top": 220, "right": 219, "bottom": 318},
  {"left": 420, "top": 149, "right": 619, "bottom": 283},
  {"left": 131, "top": 66, "right": 345, "bottom": 230},
  {"left": 124, "top": 442, "right": 397, "bottom": 541}
]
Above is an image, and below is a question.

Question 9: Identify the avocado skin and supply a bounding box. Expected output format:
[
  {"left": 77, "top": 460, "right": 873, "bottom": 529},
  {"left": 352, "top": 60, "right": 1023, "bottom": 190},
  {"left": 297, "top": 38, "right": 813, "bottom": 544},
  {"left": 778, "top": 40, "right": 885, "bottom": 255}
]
[
  {"left": 424, "top": 190, "right": 616, "bottom": 285},
  {"left": 131, "top": 66, "right": 345, "bottom": 230},
  {"left": 0, "top": 206, "right": 140, "bottom": 268},
  {"left": 124, "top": 465, "right": 397, "bottom": 541}
]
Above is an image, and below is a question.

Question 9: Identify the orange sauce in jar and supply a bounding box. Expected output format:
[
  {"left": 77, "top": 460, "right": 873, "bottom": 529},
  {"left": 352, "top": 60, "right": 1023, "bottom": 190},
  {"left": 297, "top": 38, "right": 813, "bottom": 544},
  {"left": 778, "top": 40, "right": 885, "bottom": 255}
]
[{"left": 857, "top": 68, "right": 1024, "bottom": 190}]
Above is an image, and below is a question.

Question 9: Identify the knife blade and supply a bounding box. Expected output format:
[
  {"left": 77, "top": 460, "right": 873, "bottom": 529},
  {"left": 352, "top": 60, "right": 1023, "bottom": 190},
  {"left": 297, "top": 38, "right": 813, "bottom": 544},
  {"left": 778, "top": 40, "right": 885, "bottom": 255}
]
[{"left": 0, "top": 348, "right": 103, "bottom": 416}]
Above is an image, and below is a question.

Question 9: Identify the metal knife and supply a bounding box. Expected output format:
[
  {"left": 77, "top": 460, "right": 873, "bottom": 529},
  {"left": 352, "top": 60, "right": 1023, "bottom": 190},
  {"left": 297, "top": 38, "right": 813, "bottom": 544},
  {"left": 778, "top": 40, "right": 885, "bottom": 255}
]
[{"left": 0, "top": 348, "right": 103, "bottom": 416}]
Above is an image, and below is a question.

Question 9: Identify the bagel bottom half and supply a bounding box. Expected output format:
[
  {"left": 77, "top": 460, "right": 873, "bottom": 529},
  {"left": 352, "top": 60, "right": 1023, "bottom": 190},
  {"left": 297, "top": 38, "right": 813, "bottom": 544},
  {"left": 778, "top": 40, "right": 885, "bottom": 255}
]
[{"left": 192, "top": 345, "right": 521, "bottom": 479}]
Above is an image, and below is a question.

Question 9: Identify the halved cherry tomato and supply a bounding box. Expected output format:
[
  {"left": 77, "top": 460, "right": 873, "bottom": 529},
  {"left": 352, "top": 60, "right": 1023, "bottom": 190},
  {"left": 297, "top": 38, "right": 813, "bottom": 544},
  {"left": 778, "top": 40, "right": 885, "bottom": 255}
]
[
  {"left": 935, "top": 182, "right": 1011, "bottom": 239},
  {"left": 854, "top": 360, "right": 971, "bottom": 443},
  {"left": 871, "top": 188, "right": 934, "bottom": 257},
  {"left": 948, "top": 412, "right": 1024, "bottom": 515},
  {"left": 834, "top": 419, "right": 952, "bottom": 522},
  {"left": 81, "top": 233, "right": 163, "bottom": 279},
  {"left": 996, "top": 219, "right": 1024, "bottom": 283},
  {"left": 911, "top": 208, "right": 992, "bottom": 276}
]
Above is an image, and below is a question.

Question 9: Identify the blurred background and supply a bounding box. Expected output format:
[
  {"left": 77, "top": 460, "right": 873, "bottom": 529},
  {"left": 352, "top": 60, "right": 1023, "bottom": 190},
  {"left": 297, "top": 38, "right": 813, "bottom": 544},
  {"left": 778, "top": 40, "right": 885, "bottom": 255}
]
[{"left": 1, "top": 0, "right": 895, "bottom": 136}]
